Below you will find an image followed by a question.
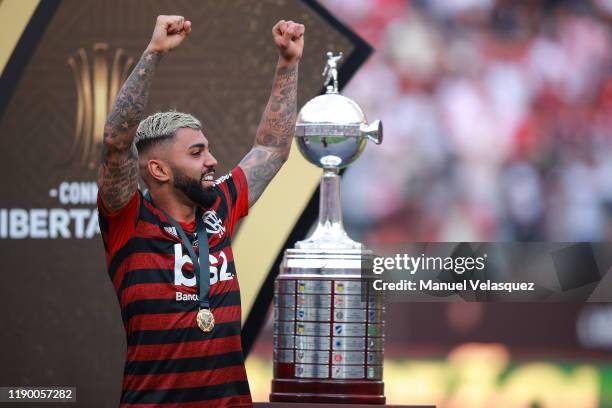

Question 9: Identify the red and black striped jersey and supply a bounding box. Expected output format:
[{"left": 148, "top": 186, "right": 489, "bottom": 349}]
[{"left": 98, "top": 167, "right": 252, "bottom": 407}]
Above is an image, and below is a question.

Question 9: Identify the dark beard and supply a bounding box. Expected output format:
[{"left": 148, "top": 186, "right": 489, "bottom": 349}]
[{"left": 173, "top": 169, "right": 217, "bottom": 208}]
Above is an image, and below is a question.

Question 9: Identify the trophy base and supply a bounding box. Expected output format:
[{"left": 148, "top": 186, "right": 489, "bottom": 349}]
[{"left": 270, "top": 379, "right": 385, "bottom": 404}]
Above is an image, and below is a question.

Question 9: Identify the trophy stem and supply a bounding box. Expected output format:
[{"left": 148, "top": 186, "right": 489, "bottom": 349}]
[
  {"left": 295, "top": 166, "right": 361, "bottom": 249},
  {"left": 319, "top": 167, "right": 343, "bottom": 228}
]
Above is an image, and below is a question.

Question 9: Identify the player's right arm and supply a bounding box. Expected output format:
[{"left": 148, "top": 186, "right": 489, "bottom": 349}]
[{"left": 97, "top": 15, "right": 191, "bottom": 212}]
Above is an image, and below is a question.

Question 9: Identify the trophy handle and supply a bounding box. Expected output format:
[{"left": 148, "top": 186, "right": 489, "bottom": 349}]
[{"left": 360, "top": 120, "right": 383, "bottom": 145}]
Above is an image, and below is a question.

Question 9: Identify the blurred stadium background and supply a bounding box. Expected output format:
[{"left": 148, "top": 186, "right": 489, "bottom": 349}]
[{"left": 246, "top": 0, "right": 612, "bottom": 407}]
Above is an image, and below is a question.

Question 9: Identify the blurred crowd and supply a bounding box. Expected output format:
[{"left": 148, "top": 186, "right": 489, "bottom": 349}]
[{"left": 321, "top": 0, "right": 612, "bottom": 241}]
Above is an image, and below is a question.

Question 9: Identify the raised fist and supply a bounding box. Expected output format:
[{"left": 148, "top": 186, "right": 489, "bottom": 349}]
[
  {"left": 147, "top": 15, "right": 191, "bottom": 54},
  {"left": 273, "top": 20, "right": 305, "bottom": 64}
]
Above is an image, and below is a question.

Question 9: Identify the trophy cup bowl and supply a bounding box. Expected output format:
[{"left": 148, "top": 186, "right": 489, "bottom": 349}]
[
  {"left": 295, "top": 92, "right": 382, "bottom": 169},
  {"left": 270, "top": 53, "right": 386, "bottom": 405}
]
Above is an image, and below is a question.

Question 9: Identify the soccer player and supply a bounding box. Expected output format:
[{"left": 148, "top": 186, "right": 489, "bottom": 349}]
[{"left": 97, "top": 15, "right": 304, "bottom": 407}]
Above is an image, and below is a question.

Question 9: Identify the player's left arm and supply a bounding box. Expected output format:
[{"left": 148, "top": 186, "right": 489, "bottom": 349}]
[{"left": 239, "top": 20, "right": 304, "bottom": 207}]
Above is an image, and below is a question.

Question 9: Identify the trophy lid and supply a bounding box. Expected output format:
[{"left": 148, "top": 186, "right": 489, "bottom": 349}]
[{"left": 296, "top": 93, "right": 367, "bottom": 131}]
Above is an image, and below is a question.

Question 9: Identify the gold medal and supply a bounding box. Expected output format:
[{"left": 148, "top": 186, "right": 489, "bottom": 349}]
[{"left": 196, "top": 308, "right": 215, "bottom": 332}]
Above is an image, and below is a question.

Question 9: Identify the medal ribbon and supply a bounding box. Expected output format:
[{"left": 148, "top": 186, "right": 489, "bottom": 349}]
[{"left": 144, "top": 192, "right": 211, "bottom": 309}]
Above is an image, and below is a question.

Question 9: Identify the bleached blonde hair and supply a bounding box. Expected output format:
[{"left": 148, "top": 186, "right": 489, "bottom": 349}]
[{"left": 135, "top": 111, "right": 201, "bottom": 151}]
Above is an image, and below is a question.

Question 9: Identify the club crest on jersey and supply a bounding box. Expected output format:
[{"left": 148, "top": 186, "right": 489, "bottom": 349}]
[{"left": 203, "top": 210, "right": 225, "bottom": 237}]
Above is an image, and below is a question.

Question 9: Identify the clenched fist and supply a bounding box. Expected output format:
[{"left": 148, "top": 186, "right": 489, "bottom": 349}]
[
  {"left": 146, "top": 15, "right": 191, "bottom": 54},
  {"left": 273, "top": 20, "right": 305, "bottom": 64}
]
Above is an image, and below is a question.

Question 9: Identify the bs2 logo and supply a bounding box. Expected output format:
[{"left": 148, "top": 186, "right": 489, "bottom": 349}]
[{"left": 173, "top": 245, "right": 232, "bottom": 286}]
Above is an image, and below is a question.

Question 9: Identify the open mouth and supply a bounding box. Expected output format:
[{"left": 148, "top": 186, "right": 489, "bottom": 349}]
[{"left": 201, "top": 170, "right": 215, "bottom": 185}]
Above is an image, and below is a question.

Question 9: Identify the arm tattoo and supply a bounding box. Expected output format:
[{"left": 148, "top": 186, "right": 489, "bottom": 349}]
[
  {"left": 240, "top": 63, "right": 298, "bottom": 207},
  {"left": 240, "top": 147, "right": 286, "bottom": 206},
  {"left": 98, "top": 50, "right": 162, "bottom": 212}
]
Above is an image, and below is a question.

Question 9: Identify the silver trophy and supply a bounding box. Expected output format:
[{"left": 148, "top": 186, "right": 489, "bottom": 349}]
[{"left": 270, "top": 52, "right": 385, "bottom": 404}]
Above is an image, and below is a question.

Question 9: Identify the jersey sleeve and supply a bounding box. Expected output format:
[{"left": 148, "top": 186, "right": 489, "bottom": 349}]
[
  {"left": 97, "top": 190, "right": 140, "bottom": 257},
  {"left": 215, "top": 166, "right": 249, "bottom": 236}
]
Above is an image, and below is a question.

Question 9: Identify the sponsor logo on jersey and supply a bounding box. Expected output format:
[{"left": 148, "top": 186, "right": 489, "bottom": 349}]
[
  {"left": 214, "top": 173, "right": 232, "bottom": 185},
  {"left": 174, "top": 246, "right": 233, "bottom": 301},
  {"left": 163, "top": 226, "right": 178, "bottom": 239}
]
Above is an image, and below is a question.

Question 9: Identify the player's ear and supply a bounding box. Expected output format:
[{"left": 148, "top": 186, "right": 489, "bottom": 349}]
[{"left": 148, "top": 159, "right": 171, "bottom": 183}]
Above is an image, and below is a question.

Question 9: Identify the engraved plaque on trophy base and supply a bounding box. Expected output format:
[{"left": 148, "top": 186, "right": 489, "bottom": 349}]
[{"left": 270, "top": 249, "right": 385, "bottom": 404}]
